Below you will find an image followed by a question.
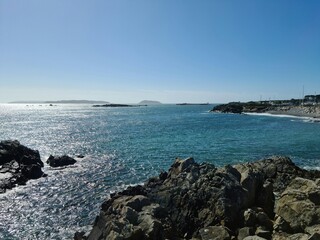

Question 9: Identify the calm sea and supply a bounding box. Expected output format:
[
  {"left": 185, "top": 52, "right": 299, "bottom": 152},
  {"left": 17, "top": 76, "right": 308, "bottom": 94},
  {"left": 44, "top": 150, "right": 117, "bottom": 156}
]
[{"left": 0, "top": 103, "right": 319, "bottom": 239}]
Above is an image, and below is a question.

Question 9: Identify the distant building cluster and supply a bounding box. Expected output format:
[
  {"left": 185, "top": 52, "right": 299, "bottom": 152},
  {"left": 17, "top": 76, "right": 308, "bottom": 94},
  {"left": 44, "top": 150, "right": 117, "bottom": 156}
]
[
  {"left": 256, "top": 94, "right": 320, "bottom": 107},
  {"left": 304, "top": 94, "right": 320, "bottom": 104}
]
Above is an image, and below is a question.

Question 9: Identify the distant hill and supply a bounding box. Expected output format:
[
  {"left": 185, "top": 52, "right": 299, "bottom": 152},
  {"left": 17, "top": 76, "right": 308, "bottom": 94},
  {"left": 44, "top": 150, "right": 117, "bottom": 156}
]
[
  {"left": 138, "top": 100, "right": 162, "bottom": 105},
  {"left": 45, "top": 100, "right": 109, "bottom": 104},
  {"left": 176, "top": 103, "right": 210, "bottom": 106},
  {"left": 9, "top": 101, "right": 44, "bottom": 104}
]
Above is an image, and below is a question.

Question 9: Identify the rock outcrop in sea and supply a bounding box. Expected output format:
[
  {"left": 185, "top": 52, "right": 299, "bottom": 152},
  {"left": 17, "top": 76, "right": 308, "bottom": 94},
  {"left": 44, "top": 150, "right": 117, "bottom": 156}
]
[
  {"left": 47, "top": 154, "right": 77, "bottom": 167},
  {"left": 76, "top": 156, "right": 320, "bottom": 240},
  {"left": 0, "top": 140, "right": 45, "bottom": 193},
  {"left": 0, "top": 140, "right": 82, "bottom": 193}
]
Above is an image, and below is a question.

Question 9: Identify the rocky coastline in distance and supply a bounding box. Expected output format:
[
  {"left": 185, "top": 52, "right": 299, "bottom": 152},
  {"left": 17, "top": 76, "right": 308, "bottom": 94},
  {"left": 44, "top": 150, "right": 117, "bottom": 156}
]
[{"left": 211, "top": 99, "right": 320, "bottom": 119}]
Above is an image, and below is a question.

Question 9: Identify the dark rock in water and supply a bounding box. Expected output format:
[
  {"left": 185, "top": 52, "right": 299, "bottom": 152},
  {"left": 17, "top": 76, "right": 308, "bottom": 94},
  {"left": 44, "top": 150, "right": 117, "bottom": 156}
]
[
  {"left": 46, "top": 155, "right": 77, "bottom": 167},
  {"left": 76, "top": 154, "right": 85, "bottom": 158},
  {"left": 76, "top": 156, "right": 320, "bottom": 240},
  {"left": 0, "top": 140, "right": 45, "bottom": 193}
]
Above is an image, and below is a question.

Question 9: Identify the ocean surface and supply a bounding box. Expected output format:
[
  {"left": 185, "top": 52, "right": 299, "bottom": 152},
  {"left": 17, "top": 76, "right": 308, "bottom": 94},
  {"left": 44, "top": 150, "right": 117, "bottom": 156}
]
[{"left": 0, "top": 103, "right": 320, "bottom": 239}]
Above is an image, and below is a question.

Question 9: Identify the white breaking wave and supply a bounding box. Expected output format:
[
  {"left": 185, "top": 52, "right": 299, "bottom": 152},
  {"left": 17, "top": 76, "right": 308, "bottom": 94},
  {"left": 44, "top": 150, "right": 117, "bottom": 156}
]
[{"left": 244, "top": 113, "right": 320, "bottom": 122}]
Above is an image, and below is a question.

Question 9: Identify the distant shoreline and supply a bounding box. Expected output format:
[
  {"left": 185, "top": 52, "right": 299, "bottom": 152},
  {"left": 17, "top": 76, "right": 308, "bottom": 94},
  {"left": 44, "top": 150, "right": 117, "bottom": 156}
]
[
  {"left": 8, "top": 100, "right": 109, "bottom": 104},
  {"left": 176, "top": 103, "right": 210, "bottom": 106},
  {"left": 266, "top": 107, "right": 320, "bottom": 119},
  {"left": 211, "top": 102, "right": 320, "bottom": 120},
  {"left": 92, "top": 104, "right": 147, "bottom": 107}
]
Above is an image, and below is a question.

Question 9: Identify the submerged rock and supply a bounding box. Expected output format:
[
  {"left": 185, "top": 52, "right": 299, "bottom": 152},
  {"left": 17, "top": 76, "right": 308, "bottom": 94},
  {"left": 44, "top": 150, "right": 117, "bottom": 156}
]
[
  {"left": 75, "top": 156, "right": 320, "bottom": 240},
  {"left": 0, "top": 140, "right": 45, "bottom": 193},
  {"left": 46, "top": 155, "right": 77, "bottom": 167}
]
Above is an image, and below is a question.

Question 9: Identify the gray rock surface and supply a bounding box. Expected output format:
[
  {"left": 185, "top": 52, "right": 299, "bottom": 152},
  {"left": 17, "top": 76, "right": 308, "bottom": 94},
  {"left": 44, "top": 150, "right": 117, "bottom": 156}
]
[
  {"left": 0, "top": 140, "right": 45, "bottom": 193},
  {"left": 275, "top": 177, "right": 320, "bottom": 234},
  {"left": 75, "top": 156, "right": 320, "bottom": 240}
]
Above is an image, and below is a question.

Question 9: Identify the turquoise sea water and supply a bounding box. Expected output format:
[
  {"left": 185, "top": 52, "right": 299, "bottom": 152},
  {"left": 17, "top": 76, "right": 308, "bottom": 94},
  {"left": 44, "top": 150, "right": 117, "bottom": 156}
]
[{"left": 0, "top": 103, "right": 320, "bottom": 239}]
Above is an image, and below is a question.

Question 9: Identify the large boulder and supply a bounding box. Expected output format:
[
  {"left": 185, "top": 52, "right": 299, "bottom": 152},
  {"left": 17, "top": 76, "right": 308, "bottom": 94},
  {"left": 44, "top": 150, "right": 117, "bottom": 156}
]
[
  {"left": 46, "top": 155, "right": 77, "bottom": 167},
  {"left": 275, "top": 177, "right": 320, "bottom": 234},
  {"left": 0, "top": 140, "right": 45, "bottom": 193},
  {"left": 233, "top": 156, "right": 320, "bottom": 194}
]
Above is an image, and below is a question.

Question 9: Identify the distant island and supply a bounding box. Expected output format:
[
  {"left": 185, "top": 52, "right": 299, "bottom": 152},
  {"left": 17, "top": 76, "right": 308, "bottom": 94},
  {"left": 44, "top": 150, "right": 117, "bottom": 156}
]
[
  {"left": 9, "top": 100, "right": 109, "bottom": 104},
  {"left": 176, "top": 103, "right": 210, "bottom": 106},
  {"left": 45, "top": 100, "right": 109, "bottom": 104},
  {"left": 93, "top": 104, "right": 147, "bottom": 108},
  {"left": 138, "top": 100, "right": 162, "bottom": 105}
]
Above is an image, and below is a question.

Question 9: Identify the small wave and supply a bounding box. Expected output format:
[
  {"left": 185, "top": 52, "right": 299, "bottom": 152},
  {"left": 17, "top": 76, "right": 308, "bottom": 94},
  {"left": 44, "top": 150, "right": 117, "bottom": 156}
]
[
  {"left": 244, "top": 112, "right": 317, "bottom": 121},
  {"left": 244, "top": 112, "right": 303, "bottom": 118},
  {"left": 303, "top": 166, "right": 320, "bottom": 171},
  {"left": 109, "top": 182, "right": 144, "bottom": 195}
]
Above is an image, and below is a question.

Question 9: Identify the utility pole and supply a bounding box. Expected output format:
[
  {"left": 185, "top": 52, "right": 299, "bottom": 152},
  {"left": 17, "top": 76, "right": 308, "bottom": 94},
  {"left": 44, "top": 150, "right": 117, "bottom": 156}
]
[{"left": 302, "top": 85, "right": 304, "bottom": 105}]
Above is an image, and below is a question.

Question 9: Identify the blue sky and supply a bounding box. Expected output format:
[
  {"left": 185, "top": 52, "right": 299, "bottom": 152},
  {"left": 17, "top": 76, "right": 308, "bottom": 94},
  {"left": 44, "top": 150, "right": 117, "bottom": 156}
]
[{"left": 1, "top": 1, "right": 320, "bottom": 103}]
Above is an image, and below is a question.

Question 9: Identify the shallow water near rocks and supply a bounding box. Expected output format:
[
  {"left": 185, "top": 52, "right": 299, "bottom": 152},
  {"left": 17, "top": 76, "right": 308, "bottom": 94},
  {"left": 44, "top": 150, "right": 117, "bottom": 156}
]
[{"left": 0, "top": 104, "right": 320, "bottom": 239}]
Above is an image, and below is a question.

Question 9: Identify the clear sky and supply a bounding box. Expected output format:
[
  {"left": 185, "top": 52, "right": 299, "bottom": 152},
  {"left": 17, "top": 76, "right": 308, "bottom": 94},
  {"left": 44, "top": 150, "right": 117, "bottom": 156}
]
[{"left": 1, "top": 1, "right": 320, "bottom": 103}]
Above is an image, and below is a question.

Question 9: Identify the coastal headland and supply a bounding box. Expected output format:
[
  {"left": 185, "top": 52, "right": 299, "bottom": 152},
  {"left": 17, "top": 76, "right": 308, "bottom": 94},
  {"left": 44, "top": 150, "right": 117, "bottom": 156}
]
[{"left": 211, "top": 97, "right": 320, "bottom": 119}]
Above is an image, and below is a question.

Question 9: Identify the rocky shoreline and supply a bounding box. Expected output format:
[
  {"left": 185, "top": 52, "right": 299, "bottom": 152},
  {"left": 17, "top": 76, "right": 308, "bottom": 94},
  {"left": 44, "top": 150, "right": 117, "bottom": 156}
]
[
  {"left": 211, "top": 102, "right": 320, "bottom": 119},
  {"left": 2, "top": 140, "right": 320, "bottom": 239},
  {"left": 75, "top": 156, "right": 320, "bottom": 240}
]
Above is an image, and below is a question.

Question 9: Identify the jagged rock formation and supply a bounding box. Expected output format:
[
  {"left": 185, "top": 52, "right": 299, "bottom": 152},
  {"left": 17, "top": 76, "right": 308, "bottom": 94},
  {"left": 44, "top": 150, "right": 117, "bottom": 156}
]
[
  {"left": 0, "top": 140, "right": 45, "bottom": 193},
  {"left": 75, "top": 156, "right": 320, "bottom": 240}
]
